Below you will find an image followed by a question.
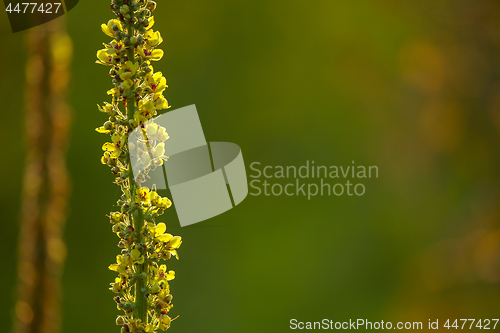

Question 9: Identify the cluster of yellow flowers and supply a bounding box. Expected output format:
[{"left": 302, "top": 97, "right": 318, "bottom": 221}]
[{"left": 95, "top": 0, "right": 181, "bottom": 331}]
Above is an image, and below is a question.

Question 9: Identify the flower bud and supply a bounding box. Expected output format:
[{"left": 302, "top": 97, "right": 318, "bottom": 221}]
[
  {"left": 130, "top": 36, "right": 138, "bottom": 45},
  {"left": 120, "top": 4, "right": 129, "bottom": 15},
  {"left": 104, "top": 121, "right": 113, "bottom": 130},
  {"left": 147, "top": 1, "right": 156, "bottom": 11},
  {"left": 111, "top": 212, "right": 122, "bottom": 222},
  {"left": 116, "top": 317, "right": 125, "bottom": 326}
]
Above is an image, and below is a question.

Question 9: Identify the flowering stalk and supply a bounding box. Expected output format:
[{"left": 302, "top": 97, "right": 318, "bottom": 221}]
[{"left": 95, "top": 0, "right": 181, "bottom": 332}]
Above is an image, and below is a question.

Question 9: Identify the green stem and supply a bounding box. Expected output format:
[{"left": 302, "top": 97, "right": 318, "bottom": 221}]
[
  {"left": 133, "top": 205, "right": 148, "bottom": 322},
  {"left": 125, "top": 21, "right": 149, "bottom": 325}
]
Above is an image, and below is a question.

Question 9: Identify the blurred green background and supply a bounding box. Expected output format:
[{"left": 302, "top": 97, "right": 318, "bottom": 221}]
[{"left": 2, "top": 0, "right": 500, "bottom": 332}]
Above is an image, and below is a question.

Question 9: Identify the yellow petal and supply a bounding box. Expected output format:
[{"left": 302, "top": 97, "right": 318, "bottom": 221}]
[
  {"left": 153, "top": 72, "right": 162, "bottom": 81},
  {"left": 148, "top": 31, "right": 162, "bottom": 47},
  {"left": 107, "top": 87, "right": 119, "bottom": 96},
  {"left": 150, "top": 49, "right": 164, "bottom": 61},
  {"left": 101, "top": 23, "right": 113, "bottom": 38},
  {"left": 96, "top": 49, "right": 112, "bottom": 64},
  {"left": 168, "top": 236, "right": 182, "bottom": 248},
  {"left": 158, "top": 233, "right": 173, "bottom": 242},
  {"left": 155, "top": 223, "right": 166, "bottom": 236},
  {"left": 120, "top": 71, "right": 134, "bottom": 80},
  {"left": 159, "top": 197, "right": 172, "bottom": 209},
  {"left": 131, "top": 249, "right": 141, "bottom": 260},
  {"left": 154, "top": 94, "right": 169, "bottom": 110},
  {"left": 95, "top": 126, "right": 111, "bottom": 134},
  {"left": 102, "top": 142, "right": 116, "bottom": 152},
  {"left": 141, "top": 100, "right": 155, "bottom": 112},
  {"left": 166, "top": 270, "right": 175, "bottom": 281},
  {"left": 102, "top": 19, "right": 122, "bottom": 37},
  {"left": 109, "top": 264, "right": 119, "bottom": 271},
  {"left": 169, "top": 249, "right": 179, "bottom": 259},
  {"left": 146, "top": 16, "right": 155, "bottom": 29},
  {"left": 121, "top": 79, "right": 133, "bottom": 91}
]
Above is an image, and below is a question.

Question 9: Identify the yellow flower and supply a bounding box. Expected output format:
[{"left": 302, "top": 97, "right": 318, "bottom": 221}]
[
  {"left": 120, "top": 79, "right": 134, "bottom": 91},
  {"left": 97, "top": 102, "right": 114, "bottom": 114},
  {"left": 110, "top": 212, "right": 122, "bottom": 223},
  {"left": 148, "top": 190, "right": 160, "bottom": 204},
  {"left": 108, "top": 254, "right": 132, "bottom": 277},
  {"left": 137, "top": 187, "right": 151, "bottom": 204},
  {"left": 153, "top": 93, "right": 170, "bottom": 110},
  {"left": 138, "top": 99, "right": 156, "bottom": 118},
  {"left": 144, "top": 71, "right": 167, "bottom": 94},
  {"left": 117, "top": 60, "right": 139, "bottom": 80},
  {"left": 152, "top": 222, "right": 175, "bottom": 242},
  {"left": 157, "top": 315, "right": 171, "bottom": 331},
  {"left": 101, "top": 151, "right": 111, "bottom": 164},
  {"left": 95, "top": 48, "right": 115, "bottom": 65},
  {"left": 153, "top": 223, "right": 181, "bottom": 258},
  {"left": 138, "top": 47, "right": 164, "bottom": 61},
  {"left": 110, "top": 276, "right": 125, "bottom": 293},
  {"left": 106, "top": 87, "right": 120, "bottom": 99},
  {"left": 145, "top": 30, "right": 163, "bottom": 47},
  {"left": 158, "top": 288, "right": 171, "bottom": 300},
  {"left": 157, "top": 197, "right": 172, "bottom": 209},
  {"left": 158, "top": 264, "right": 175, "bottom": 281},
  {"left": 139, "top": 99, "right": 156, "bottom": 113},
  {"left": 101, "top": 19, "right": 123, "bottom": 38},
  {"left": 102, "top": 133, "right": 125, "bottom": 158},
  {"left": 129, "top": 318, "right": 144, "bottom": 331},
  {"left": 165, "top": 236, "right": 182, "bottom": 258},
  {"left": 131, "top": 248, "right": 145, "bottom": 265}
]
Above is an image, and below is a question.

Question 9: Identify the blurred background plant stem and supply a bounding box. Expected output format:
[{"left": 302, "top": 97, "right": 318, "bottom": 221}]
[{"left": 13, "top": 18, "right": 72, "bottom": 333}]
